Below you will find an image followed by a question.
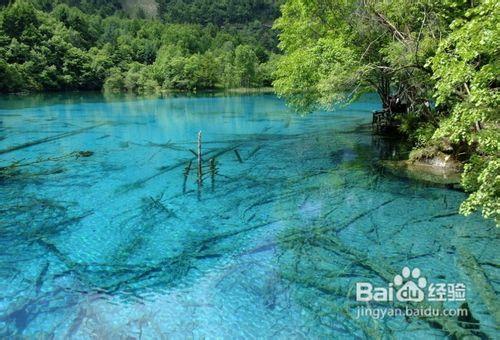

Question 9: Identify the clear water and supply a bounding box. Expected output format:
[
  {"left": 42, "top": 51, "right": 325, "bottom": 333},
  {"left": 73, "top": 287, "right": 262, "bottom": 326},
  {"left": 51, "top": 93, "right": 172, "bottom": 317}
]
[{"left": 0, "top": 93, "right": 498, "bottom": 339}]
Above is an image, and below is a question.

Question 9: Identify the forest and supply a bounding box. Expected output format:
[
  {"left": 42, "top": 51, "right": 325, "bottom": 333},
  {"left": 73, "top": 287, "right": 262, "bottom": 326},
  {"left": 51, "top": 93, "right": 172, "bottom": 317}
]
[
  {"left": 0, "top": 0, "right": 281, "bottom": 93},
  {"left": 0, "top": 0, "right": 498, "bottom": 225}
]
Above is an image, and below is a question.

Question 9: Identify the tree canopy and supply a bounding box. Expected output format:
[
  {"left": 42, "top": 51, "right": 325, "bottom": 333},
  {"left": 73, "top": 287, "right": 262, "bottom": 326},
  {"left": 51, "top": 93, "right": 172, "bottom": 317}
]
[
  {"left": 430, "top": 0, "right": 499, "bottom": 223},
  {"left": 0, "top": 0, "right": 281, "bottom": 93},
  {"left": 273, "top": 0, "right": 499, "bottom": 224}
]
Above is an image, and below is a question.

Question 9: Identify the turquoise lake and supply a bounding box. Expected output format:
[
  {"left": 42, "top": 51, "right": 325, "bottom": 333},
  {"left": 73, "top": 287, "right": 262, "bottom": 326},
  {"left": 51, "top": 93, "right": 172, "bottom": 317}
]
[{"left": 0, "top": 93, "right": 498, "bottom": 338}]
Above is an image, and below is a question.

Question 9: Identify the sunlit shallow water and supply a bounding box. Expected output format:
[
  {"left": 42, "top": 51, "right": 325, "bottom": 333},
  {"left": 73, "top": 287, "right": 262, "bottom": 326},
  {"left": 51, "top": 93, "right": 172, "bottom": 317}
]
[{"left": 0, "top": 93, "right": 498, "bottom": 338}]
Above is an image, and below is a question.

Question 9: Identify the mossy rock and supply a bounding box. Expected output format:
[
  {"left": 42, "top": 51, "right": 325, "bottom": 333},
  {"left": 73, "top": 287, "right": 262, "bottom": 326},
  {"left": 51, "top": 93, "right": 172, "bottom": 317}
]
[{"left": 382, "top": 159, "right": 462, "bottom": 186}]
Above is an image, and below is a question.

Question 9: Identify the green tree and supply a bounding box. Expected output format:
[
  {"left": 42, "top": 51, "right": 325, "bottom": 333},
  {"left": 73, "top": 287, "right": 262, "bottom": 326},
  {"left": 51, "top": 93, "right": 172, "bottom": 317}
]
[
  {"left": 0, "top": 58, "right": 25, "bottom": 91},
  {"left": 273, "top": 0, "right": 450, "bottom": 113},
  {"left": 1, "top": 0, "right": 39, "bottom": 37},
  {"left": 430, "top": 0, "right": 499, "bottom": 224},
  {"left": 273, "top": 0, "right": 498, "bottom": 225},
  {"left": 103, "top": 66, "right": 125, "bottom": 92},
  {"left": 234, "top": 44, "right": 258, "bottom": 87}
]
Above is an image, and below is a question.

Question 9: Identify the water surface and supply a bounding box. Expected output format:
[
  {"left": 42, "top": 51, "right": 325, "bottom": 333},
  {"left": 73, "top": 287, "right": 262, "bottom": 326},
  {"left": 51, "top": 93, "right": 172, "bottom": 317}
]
[{"left": 0, "top": 94, "right": 498, "bottom": 338}]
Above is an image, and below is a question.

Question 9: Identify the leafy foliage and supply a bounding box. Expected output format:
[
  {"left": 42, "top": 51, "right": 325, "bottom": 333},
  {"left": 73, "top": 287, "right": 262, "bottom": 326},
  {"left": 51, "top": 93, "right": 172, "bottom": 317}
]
[
  {"left": 273, "top": 0, "right": 449, "bottom": 113},
  {"left": 160, "top": 0, "right": 282, "bottom": 26},
  {"left": 0, "top": 0, "right": 280, "bottom": 93},
  {"left": 430, "top": 0, "right": 499, "bottom": 223},
  {"left": 274, "top": 0, "right": 499, "bottom": 224}
]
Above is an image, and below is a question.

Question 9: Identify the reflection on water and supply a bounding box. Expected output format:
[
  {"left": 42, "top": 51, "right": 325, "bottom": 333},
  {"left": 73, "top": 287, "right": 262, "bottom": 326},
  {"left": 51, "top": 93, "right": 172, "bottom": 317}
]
[{"left": 0, "top": 93, "right": 497, "bottom": 338}]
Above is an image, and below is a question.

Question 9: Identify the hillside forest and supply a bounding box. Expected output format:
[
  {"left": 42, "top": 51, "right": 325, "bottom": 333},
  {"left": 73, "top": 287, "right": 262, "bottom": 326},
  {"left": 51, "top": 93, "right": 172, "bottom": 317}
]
[{"left": 0, "top": 0, "right": 282, "bottom": 93}]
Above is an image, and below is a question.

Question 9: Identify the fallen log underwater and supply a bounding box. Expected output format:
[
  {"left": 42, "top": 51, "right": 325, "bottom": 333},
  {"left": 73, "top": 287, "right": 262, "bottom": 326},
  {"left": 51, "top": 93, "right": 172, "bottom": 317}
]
[
  {"left": 277, "top": 222, "right": 494, "bottom": 339},
  {"left": 0, "top": 149, "right": 98, "bottom": 185},
  {"left": 1, "top": 174, "right": 290, "bottom": 300},
  {"left": 0, "top": 123, "right": 107, "bottom": 156},
  {"left": 2, "top": 122, "right": 496, "bottom": 338},
  {"left": 456, "top": 244, "right": 500, "bottom": 325},
  {"left": 29, "top": 216, "right": 283, "bottom": 296}
]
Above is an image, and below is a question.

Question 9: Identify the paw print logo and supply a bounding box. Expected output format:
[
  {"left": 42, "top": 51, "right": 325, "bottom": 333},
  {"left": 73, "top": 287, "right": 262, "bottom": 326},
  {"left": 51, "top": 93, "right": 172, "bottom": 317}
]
[{"left": 394, "top": 267, "right": 427, "bottom": 302}]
